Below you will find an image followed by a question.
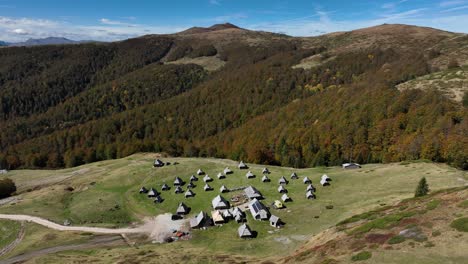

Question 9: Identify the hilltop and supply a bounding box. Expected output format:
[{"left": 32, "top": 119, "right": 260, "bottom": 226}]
[
  {"left": 178, "top": 23, "right": 242, "bottom": 35},
  {"left": 0, "top": 23, "right": 467, "bottom": 171}
]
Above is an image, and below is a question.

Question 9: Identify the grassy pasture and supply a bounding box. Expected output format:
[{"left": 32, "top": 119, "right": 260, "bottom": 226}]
[
  {"left": 0, "top": 220, "right": 20, "bottom": 249},
  {"left": 0, "top": 154, "right": 466, "bottom": 257}
]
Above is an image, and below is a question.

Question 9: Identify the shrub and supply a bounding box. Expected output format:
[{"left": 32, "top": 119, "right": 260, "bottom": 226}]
[
  {"left": 463, "top": 91, "right": 468, "bottom": 107},
  {"left": 338, "top": 211, "right": 378, "bottom": 225},
  {"left": 458, "top": 200, "right": 468, "bottom": 209},
  {"left": 424, "top": 241, "right": 435, "bottom": 247},
  {"left": 189, "top": 45, "right": 217, "bottom": 58},
  {"left": 399, "top": 205, "right": 408, "bottom": 211},
  {"left": 351, "top": 251, "right": 372, "bottom": 261},
  {"left": 350, "top": 211, "right": 417, "bottom": 234},
  {"left": 388, "top": 235, "right": 406, "bottom": 244},
  {"left": 321, "top": 259, "right": 339, "bottom": 264},
  {"left": 0, "top": 178, "right": 16, "bottom": 199},
  {"left": 432, "top": 230, "right": 441, "bottom": 237},
  {"left": 450, "top": 217, "right": 468, "bottom": 232},
  {"left": 415, "top": 177, "right": 429, "bottom": 197},
  {"left": 426, "top": 199, "right": 441, "bottom": 210},
  {"left": 166, "top": 43, "right": 193, "bottom": 61}
]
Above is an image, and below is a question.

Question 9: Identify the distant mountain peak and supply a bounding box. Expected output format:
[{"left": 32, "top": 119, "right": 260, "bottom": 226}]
[
  {"left": 178, "top": 23, "right": 243, "bottom": 35},
  {"left": 5, "top": 37, "right": 95, "bottom": 47},
  {"left": 208, "top": 23, "right": 240, "bottom": 30}
]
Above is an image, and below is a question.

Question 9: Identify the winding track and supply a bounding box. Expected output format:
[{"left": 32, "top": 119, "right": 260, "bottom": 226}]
[
  {"left": 0, "top": 214, "right": 146, "bottom": 234},
  {"left": 0, "top": 222, "right": 25, "bottom": 257}
]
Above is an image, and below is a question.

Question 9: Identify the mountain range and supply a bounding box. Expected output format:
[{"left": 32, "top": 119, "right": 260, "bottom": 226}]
[
  {"left": 0, "top": 23, "right": 466, "bottom": 170},
  {"left": 0, "top": 37, "right": 93, "bottom": 47}
]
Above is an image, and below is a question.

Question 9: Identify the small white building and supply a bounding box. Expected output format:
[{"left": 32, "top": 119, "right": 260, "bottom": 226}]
[
  {"left": 278, "top": 185, "right": 287, "bottom": 193},
  {"left": 238, "top": 161, "right": 248, "bottom": 169},
  {"left": 203, "top": 175, "right": 213, "bottom": 183},
  {"left": 224, "top": 167, "right": 233, "bottom": 174},
  {"left": 246, "top": 171, "right": 255, "bottom": 179},
  {"left": 238, "top": 223, "right": 253, "bottom": 238},
  {"left": 212, "top": 195, "right": 230, "bottom": 210},
  {"left": 342, "top": 163, "right": 361, "bottom": 169}
]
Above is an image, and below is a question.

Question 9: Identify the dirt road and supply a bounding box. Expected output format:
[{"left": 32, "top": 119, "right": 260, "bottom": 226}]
[
  {"left": 0, "top": 214, "right": 145, "bottom": 234},
  {"left": 0, "top": 213, "right": 188, "bottom": 239}
]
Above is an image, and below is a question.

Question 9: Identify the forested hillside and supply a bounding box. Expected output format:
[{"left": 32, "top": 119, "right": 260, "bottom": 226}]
[{"left": 0, "top": 24, "right": 466, "bottom": 170}]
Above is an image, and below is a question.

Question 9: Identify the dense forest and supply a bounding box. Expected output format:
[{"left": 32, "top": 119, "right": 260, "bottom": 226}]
[{"left": 0, "top": 24, "right": 466, "bottom": 170}]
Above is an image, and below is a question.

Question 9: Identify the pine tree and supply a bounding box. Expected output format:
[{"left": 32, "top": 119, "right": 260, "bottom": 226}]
[
  {"left": 0, "top": 178, "right": 16, "bottom": 199},
  {"left": 415, "top": 177, "right": 429, "bottom": 197}
]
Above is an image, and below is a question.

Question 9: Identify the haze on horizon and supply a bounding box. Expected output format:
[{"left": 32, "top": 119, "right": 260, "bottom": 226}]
[{"left": 1, "top": 0, "right": 468, "bottom": 42}]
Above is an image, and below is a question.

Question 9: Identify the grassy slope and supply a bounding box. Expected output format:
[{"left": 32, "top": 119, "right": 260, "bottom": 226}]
[
  {"left": 397, "top": 65, "right": 468, "bottom": 102},
  {"left": 0, "top": 222, "right": 94, "bottom": 261},
  {"left": 0, "top": 154, "right": 466, "bottom": 258},
  {"left": 0, "top": 220, "right": 20, "bottom": 249},
  {"left": 284, "top": 187, "right": 468, "bottom": 264}
]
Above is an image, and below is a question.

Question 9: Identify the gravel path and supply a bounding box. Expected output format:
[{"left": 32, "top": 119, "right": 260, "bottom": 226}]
[
  {"left": 0, "top": 213, "right": 188, "bottom": 239},
  {"left": 0, "top": 214, "right": 145, "bottom": 234},
  {"left": 0, "top": 198, "right": 17, "bottom": 207},
  {"left": 0, "top": 222, "right": 25, "bottom": 257}
]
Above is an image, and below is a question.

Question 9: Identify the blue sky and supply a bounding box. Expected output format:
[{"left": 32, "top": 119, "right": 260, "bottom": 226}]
[{"left": 1, "top": 0, "right": 468, "bottom": 41}]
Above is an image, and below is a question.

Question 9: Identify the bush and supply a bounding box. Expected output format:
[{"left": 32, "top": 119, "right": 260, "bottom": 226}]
[
  {"left": 350, "top": 211, "right": 417, "bottom": 234},
  {"left": 166, "top": 43, "right": 193, "bottom": 61},
  {"left": 351, "top": 251, "right": 372, "bottom": 261},
  {"left": 424, "top": 241, "right": 435, "bottom": 247},
  {"left": 426, "top": 199, "right": 441, "bottom": 210},
  {"left": 189, "top": 45, "right": 217, "bottom": 58},
  {"left": 0, "top": 178, "right": 16, "bottom": 198},
  {"left": 463, "top": 91, "right": 468, "bottom": 108},
  {"left": 388, "top": 235, "right": 406, "bottom": 244},
  {"left": 432, "top": 230, "right": 441, "bottom": 237},
  {"left": 450, "top": 217, "right": 468, "bottom": 232},
  {"left": 338, "top": 211, "right": 378, "bottom": 225},
  {"left": 458, "top": 200, "right": 468, "bottom": 209}
]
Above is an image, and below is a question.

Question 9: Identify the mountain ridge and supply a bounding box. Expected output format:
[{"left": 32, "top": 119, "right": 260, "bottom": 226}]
[
  {"left": 1, "top": 37, "right": 96, "bottom": 47},
  {"left": 0, "top": 23, "right": 466, "bottom": 170}
]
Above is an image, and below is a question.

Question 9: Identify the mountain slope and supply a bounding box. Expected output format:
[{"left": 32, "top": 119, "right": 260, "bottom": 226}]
[
  {"left": 0, "top": 24, "right": 467, "bottom": 170},
  {"left": 282, "top": 186, "right": 468, "bottom": 264}
]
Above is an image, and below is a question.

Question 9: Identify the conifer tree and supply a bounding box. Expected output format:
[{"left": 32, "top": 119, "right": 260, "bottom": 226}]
[{"left": 415, "top": 177, "right": 429, "bottom": 197}]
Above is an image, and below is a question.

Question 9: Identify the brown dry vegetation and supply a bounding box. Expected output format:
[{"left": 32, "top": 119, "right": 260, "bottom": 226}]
[{"left": 282, "top": 187, "right": 468, "bottom": 264}]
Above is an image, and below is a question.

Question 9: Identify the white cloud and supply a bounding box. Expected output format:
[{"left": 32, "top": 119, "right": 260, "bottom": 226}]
[
  {"left": 0, "top": 5, "right": 467, "bottom": 43},
  {"left": 10, "top": 28, "right": 29, "bottom": 35},
  {"left": 100, "top": 18, "right": 137, "bottom": 27},
  {"left": 212, "top": 13, "right": 248, "bottom": 22},
  {"left": 382, "top": 0, "right": 410, "bottom": 9},
  {"left": 0, "top": 16, "right": 187, "bottom": 42},
  {"left": 439, "top": 0, "right": 467, "bottom": 7},
  {"left": 209, "top": 0, "right": 220, "bottom": 5},
  {"left": 245, "top": 8, "right": 468, "bottom": 36},
  {"left": 441, "top": 5, "right": 468, "bottom": 12}
]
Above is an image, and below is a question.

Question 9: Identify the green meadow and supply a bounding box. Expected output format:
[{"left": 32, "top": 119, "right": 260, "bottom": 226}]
[{"left": 1, "top": 153, "right": 466, "bottom": 257}]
